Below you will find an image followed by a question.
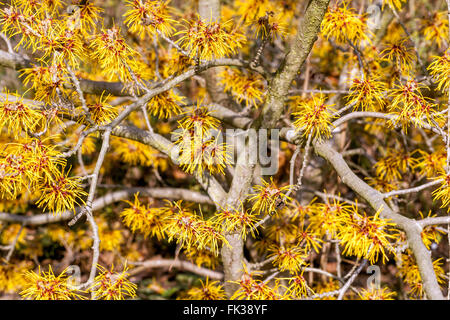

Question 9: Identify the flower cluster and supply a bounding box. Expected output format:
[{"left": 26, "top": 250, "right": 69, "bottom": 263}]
[{"left": 176, "top": 17, "right": 245, "bottom": 60}]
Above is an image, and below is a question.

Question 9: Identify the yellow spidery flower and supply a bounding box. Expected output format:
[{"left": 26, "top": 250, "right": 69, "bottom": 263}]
[
  {"left": 432, "top": 172, "right": 450, "bottom": 210},
  {"left": 35, "top": 174, "right": 87, "bottom": 215},
  {"left": 230, "top": 265, "right": 281, "bottom": 300},
  {"left": 308, "top": 199, "right": 351, "bottom": 237},
  {"left": 248, "top": 178, "right": 291, "bottom": 215},
  {"left": 147, "top": 89, "right": 184, "bottom": 119},
  {"left": 388, "top": 79, "right": 438, "bottom": 128},
  {"left": 158, "top": 47, "right": 194, "bottom": 77},
  {"left": 218, "top": 67, "right": 265, "bottom": 107},
  {"left": 0, "top": 136, "right": 68, "bottom": 198},
  {"left": 173, "top": 103, "right": 230, "bottom": 177},
  {"left": 120, "top": 193, "right": 167, "bottom": 240},
  {"left": 382, "top": 0, "right": 406, "bottom": 10},
  {"left": 85, "top": 93, "right": 118, "bottom": 125},
  {"left": 176, "top": 16, "right": 245, "bottom": 60},
  {"left": 20, "top": 63, "right": 69, "bottom": 103},
  {"left": 162, "top": 200, "right": 225, "bottom": 254},
  {"left": 124, "top": 0, "right": 175, "bottom": 38},
  {"left": 265, "top": 212, "right": 298, "bottom": 242},
  {"left": 422, "top": 12, "right": 449, "bottom": 49},
  {"left": 1, "top": 223, "right": 27, "bottom": 248},
  {"left": 338, "top": 207, "right": 397, "bottom": 263},
  {"left": 90, "top": 25, "right": 140, "bottom": 81},
  {"left": 398, "top": 250, "right": 445, "bottom": 298},
  {"left": 0, "top": 262, "right": 31, "bottom": 293},
  {"left": 296, "top": 224, "right": 323, "bottom": 253},
  {"left": 185, "top": 279, "right": 225, "bottom": 300},
  {"left": 346, "top": 76, "right": 386, "bottom": 111},
  {"left": 96, "top": 217, "right": 124, "bottom": 251},
  {"left": 268, "top": 243, "right": 307, "bottom": 274},
  {"left": 366, "top": 176, "right": 398, "bottom": 193},
  {"left": 289, "top": 198, "right": 317, "bottom": 220},
  {"left": 110, "top": 137, "right": 167, "bottom": 169},
  {"left": 381, "top": 39, "right": 415, "bottom": 72},
  {"left": 174, "top": 127, "right": 231, "bottom": 177},
  {"left": 418, "top": 211, "right": 445, "bottom": 250},
  {"left": 38, "top": 21, "right": 85, "bottom": 67},
  {"left": 21, "top": 266, "right": 85, "bottom": 300},
  {"left": 283, "top": 271, "right": 314, "bottom": 298},
  {"left": 292, "top": 93, "right": 336, "bottom": 140},
  {"left": 321, "top": 1, "right": 372, "bottom": 45},
  {"left": 184, "top": 246, "right": 220, "bottom": 269},
  {"left": 414, "top": 150, "right": 446, "bottom": 178},
  {"left": 251, "top": 11, "right": 288, "bottom": 41},
  {"left": 73, "top": 1, "right": 103, "bottom": 32},
  {"left": 214, "top": 205, "right": 260, "bottom": 240},
  {"left": 358, "top": 287, "right": 396, "bottom": 300},
  {"left": 90, "top": 264, "right": 137, "bottom": 300},
  {"left": 428, "top": 51, "right": 450, "bottom": 93},
  {"left": 374, "top": 148, "right": 418, "bottom": 183},
  {"left": 177, "top": 103, "right": 220, "bottom": 133},
  {"left": 234, "top": 0, "right": 271, "bottom": 23},
  {"left": 0, "top": 91, "right": 44, "bottom": 139}
]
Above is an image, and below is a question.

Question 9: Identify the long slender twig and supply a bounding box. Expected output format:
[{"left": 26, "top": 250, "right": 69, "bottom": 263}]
[
  {"left": 4, "top": 223, "right": 24, "bottom": 262},
  {"left": 337, "top": 259, "right": 367, "bottom": 300},
  {"left": 382, "top": 180, "right": 442, "bottom": 198}
]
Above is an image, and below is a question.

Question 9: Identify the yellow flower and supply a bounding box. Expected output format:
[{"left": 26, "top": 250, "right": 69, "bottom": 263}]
[
  {"left": 176, "top": 16, "right": 245, "bottom": 60},
  {"left": 381, "top": 39, "right": 415, "bottom": 72},
  {"left": 1, "top": 224, "right": 27, "bottom": 248},
  {"left": 84, "top": 93, "right": 118, "bottom": 125},
  {"left": 124, "top": 0, "right": 175, "bottom": 39},
  {"left": 366, "top": 176, "right": 398, "bottom": 193},
  {"left": 268, "top": 243, "right": 307, "bottom": 274},
  {"left": 90, "top": 264, "right": 137, "bottom": 300},
  {"left": 374, "top": 148, "right": 418, "bottom": 183},
  {"left": 251, "top": 11, "right": 288, "bottom": 41},
  {"left": 432, "top": 172, "right": 450, "bottom": 210},
  {"left": 185, "top": 279, "right": 225, "bottom": 300},
  {"left": 184, "top": 246, "right": 220, "bottom": 269},
  {"left": 248, "top": 178, "right": 291, "bottom": 215},
  {"left": 283, "top": 271, "right": 314, "bottom": 298},
  {"left": 110, "top": 136, "right": 167, "bottom": 170},
  {"left": 20, "top": 63, "right": 69, "bottom": 103},
  {"left": 338, "top": 207, "right": 397, "bottom": 264},
  {"left": 321, "top": 1, "right": 372, "bottom": 45},
  {"left": 428, "top": 51, "right": 450, "bottom": 93},
  {"left": 36, "top": 174, "right": 87, "bottom": 215},
  {"left": 0, "top": 91, "right": 44, "bottom": 139},
  {"left": 0, "top": 261, "right": 31, "bottom": 293},
  {"left": 230, "top": 265, "right": 281, "bottom": 300},
  {"left": 21, "top": 266, "right": 85, "bottom": 300},
  {"left": 90, "top": 25, "right": 140, "bottom": 82},
  {"left": 388, "top": 79, "right": 438, "bottom": 128},
  {"left": 147, "top": 89, "right": 184, "bottom": 119},
  {"left": 214, "top": 205, "right": 260, "bottom": 240},
  {"left": 162, "top": 200, "right": 226, "bottom": 255},
  {"left": 358, "top": 287, "right": 396, "bottom": 300},
  {"left": 308, "top": 199, "right": 351, "bottom": 237},
  {"left": 414, "top": 150, "right": 446, "bottom": 178},
  {"left": 418, "top": 211, "right": 445, "bottom": 250},
  {"left": 120, "top": 193, "right": 167, "bottom": 240},
  {"left": 219, "top": 67, "right": 265, "bottom": 107},
  {"left": 422, "top": 12, "right": 449, "bottom": 49},
  {"left": 292, "top": 93, "right": 336, "bottom": 140},
  {"left": 398, "top": 250, "right": 445, "bottom": 298},
  {"left": 382, "top": 0, "right": 406, "bottom": 10},
  {"left": 346, "top": 76, "right": 386, "bottom": 111}
]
